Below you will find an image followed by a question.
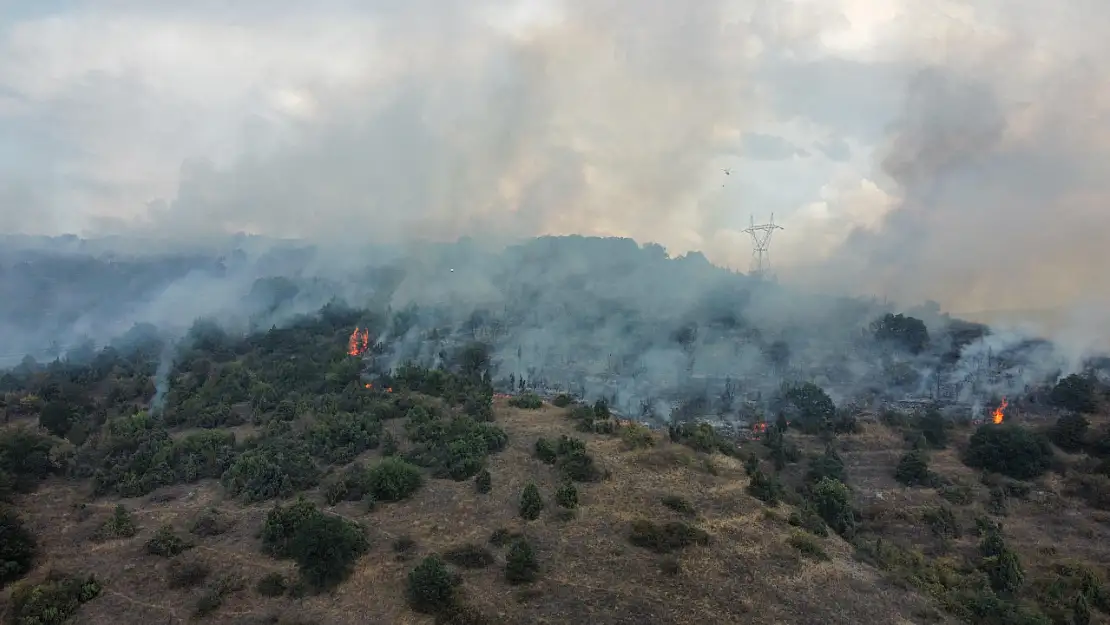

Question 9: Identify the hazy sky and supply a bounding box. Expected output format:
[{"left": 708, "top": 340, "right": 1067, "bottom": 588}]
[{"left": 1, "top": 0, "right": 1108, "bottom": 322}]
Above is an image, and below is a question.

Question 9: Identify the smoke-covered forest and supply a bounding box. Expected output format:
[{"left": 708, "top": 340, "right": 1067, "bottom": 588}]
[{"left": 2, "top": 234, "right": 1104, "bottom": 423}]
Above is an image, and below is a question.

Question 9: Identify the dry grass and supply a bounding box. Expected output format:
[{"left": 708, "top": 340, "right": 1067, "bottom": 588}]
[{"left": 5, "top": 401, "right": 976, "bottom": 624}]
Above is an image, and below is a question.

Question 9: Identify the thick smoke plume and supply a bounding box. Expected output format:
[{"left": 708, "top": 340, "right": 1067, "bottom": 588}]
[{"left": 1, "top": 1, "right": 1108, "bottom": 398}]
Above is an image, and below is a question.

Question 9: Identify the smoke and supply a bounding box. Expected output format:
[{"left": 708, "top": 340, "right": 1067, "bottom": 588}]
[
  {"left": 150, "top": 340, "right": 177, "bottom": 415},
  {"left": 1, "top": 1, "right": 1109, "bottom": 413}
]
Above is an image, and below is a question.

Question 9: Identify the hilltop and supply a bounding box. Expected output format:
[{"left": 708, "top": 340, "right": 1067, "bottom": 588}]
[{"left": 1, "top": 305, "right": 1110, "bottom": 624}]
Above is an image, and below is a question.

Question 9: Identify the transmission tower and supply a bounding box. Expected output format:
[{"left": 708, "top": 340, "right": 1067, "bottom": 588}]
[{"left": 742, "top": 214, "right": 783, "bottom": 279}]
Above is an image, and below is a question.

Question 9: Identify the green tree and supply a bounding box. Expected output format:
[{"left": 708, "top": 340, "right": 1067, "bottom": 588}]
[
  {"left": 1074, "top": 592, "right": 1091, "bottom": 625},
  {"left": 504, "top": 539, "right": 539, "bottom": 584},
  {"left": 810, "top": 477, "right": 856, "bottom": 538},
  {"left": 1050, "top": 374, "right": 1098, "bottom": 413},
  {"left": 475, "top": 469, "right": 492, "bottom": 494},
  {"left": 965, "top": 424, "right": 1053, "bottom": 480},
  {"left": 1049, "top": 412, "right": 1090, "bottom": 453},
  {"left": 555, "top": 482, "right": 578, "bottom": 509},
  {"left": 919, "top": 408, "right": 948, "bottom": 449},
  {"left": 407, "top": 555, "right": 455, "bottom": 614},
  {"left": 0, "top": 506, "right": 36, "bottom": 588},
  {"left": 871, "top": 313, "right": 929, "bottom": 354},
  {"left": 894, "top": 449, "right": 933, "bottom": 486},
  {"left": 366, "top": 457, "right": 423, "bottom": 502},
  {"left": 519, "top": 482, "right": 544, "bottom": 520}
]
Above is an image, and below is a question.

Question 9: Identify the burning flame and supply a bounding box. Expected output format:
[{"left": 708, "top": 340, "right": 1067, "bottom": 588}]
[
  {"left": 362, "top": 382, "right": 392, "bottom": 393},
  {"left": 347, "top": 327, "right": 370, "bottom": 356},
  {"left": 992, "top": 398, "right": 1008, "bottom": 424}
]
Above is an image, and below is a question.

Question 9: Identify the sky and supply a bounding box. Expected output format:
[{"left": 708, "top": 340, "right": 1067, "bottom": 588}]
[{"left": 1, "top": 0, "right": 1108, "bottom": 331}]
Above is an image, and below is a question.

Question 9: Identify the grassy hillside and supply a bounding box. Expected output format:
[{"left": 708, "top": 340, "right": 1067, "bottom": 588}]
[{"left": 2, "top": 308, "right": 1109, "bottom": 625}]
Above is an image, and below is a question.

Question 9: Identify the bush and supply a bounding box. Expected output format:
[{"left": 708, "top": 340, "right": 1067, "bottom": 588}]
[
  {"left": 1050, "top": 374, "right": 1099, "bottom": 413},
  {"left": 552, "top": 394, "right": 572, "bottom": 408},
  {"left": 255, "top": 571, "right": 288, "bottom": 597},
  {"left": 805, "top": 445, "right": 846, "bottom": 485},
  {"left": 940, "top": 483, "right": 975, "bottom": 506},
  {"left": 787, "top": 531, "right": 829, "bottom": 560},
  {"left": 443, "top": 544, "right": 495, "bottom": 569},
  {"left": 167, "top": 557, "right": 210, "bottom": 589},
  {"left": 366, "top": 457, "right": 424, "bottom": 502},
  {"left": 1049, "top": 413, "right": 1090, "bottom": 453},
  {"left": 534, "top": 438, "right": 557, "bottom": 464},
  {"left": 628, "top": 519, "right": 710, "bottom": 553},
  {"left": 894, "top": 449, "right": 934, "bottom": 487},
  {"left": 95, "top": 504, "right": 137, "bottom": 541},
  {"left": 145, "top": 525, "right": 194, "bottom": 557},
  {"left": 489, "top": 528, "right": 523, "bottom": 548},
  {"left": 519, "top": 482, "right": 544, "bottom": 520},
  {"left": 189, "top": 508, "right": 234, "bottom": 537},
  {"left": 919, "top": 408, "right": 949, "bottom": 449},
  {"left": 809, "top": 477, "right": 856, "bottom": 538},
  {"left": 193, "top": 572, "right": 244, "bottom": 618},
  {"left": 9, "top": 571, "right": 102, "bottom": 624},
  {"left": 747, "top": 469, "right": 784, "bottom": 506},
  {"left": 661, "top": 494, "right": 695, "bottom": 517},
  {"left": 923, "top": 505, "right": 961, "bottom": 539},
  {"left": 0, "top": 506, "right": 37, "bottom": 588},
  {"left": 407, "top": 555, "right": 455, "bottom": 614},
  {"left": 965, "top": 424, "right": 1053, "bottom": 480},
  {"left": 555, "top": 482, "right": 578, "bottom": 509},
  {"left": 509, "top": 393, "right": 543, "bottom": 409},
  {"left": 260, "top": 498, "right": 369, "bottom": 590},
  {"left": 621, "top": 423, "right": 655, "bottom": 449},
  {"left": 787, "top": 505, "right": 828, "bottom": 537},
  {"left": 475, "top": 469, "right": 492, "bottom": 494},
  {"left": 504, "top": 539, "right": 539, "bottom": 585}
]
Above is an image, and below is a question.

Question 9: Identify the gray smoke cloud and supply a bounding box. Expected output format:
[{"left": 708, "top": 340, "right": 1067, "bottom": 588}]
[{"left": 1, "top": 0, "right": 1109, "bottom": 352}]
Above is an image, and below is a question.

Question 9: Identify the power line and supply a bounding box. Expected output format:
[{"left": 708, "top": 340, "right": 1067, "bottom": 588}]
[{"left": 741, "top": 214, "right": 784, "bottom": 279}]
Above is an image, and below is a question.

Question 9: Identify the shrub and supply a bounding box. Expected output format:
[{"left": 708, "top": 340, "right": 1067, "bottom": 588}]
[
  {"left": 1049, "top": 412, "right": 1090, "bottom": 453},
  {"left": 255, "top": 571, "right": 288, "bottom": 597},
  {"left": 366, "top": 457, "right": 423, "bottom": 502},
  {"left": 555, "top": 482, "right": 578, "bottom": 509},
  {"left": 475, "top": 469, "right": 492, "bottom": 494},
  {"left": 489, "top": 528, "right": 523, "bottom": 548},
  {"left": 809, "top": 477, "right": 856, "bottom": 538},
  {"left": 193, "top": 572, "right": 244, "bottom": 618},
  {"left": 661, "top": 494, "right": 695, "bottom": 517},
  {"left": 9, "top": 571, "right": 102, "bottom": 624},
  {"left": 407, "top": 555, "right": 455, "bottom": 614},
  {"left": 923, "top": 505, "right": 961, "bottom": 539},
  {"left": 509, "top": 392, "right": 543, "bottom": 409},
  {"left": 519, "top": 482, "right": 544, "bottom": 520},
  {"left": 504, "top": 539, "right": 539, "bottom": 585},
  {"left": 939, "top": 482, "right": 974, "bottom": 505},
  {"left": 787, "top": 505, "right": 828, "bottom": 537},
  {"left": 145, "top": 525, "right": 194, "bottom": 557},
  {"left": 260, "top": 498, "right": 369, "bottom": 590},
  {"left": 1050, "top": 374, "right": 1099, "bottom": 413},
  {"left": 919, "top": 408, "right": 949, "bottom": 449},
  {"left": 965, "top": 424, "right": 1053, "bottom": 480},
  {"left": 189, "top": 508, "right": 235, "bottom": 537},
  {"left": 805, "top": 445, "right": 846, "bottom": 485},
  {"left": 443, "top": 544, "right": 495, "bottom": 569},
  {"left": 0, "top": 507, "right": 37, "bottom": 588},
  {"left": 787, "top": 531, "right": 828, "bottom": 560},
  {"left": 552, "top": 394, "right": 572, "bottom": 408},
  {"left": 95, "top": 504, "right": 137, "bottom": 541},
  {"left": 167, "top": 557, "right": 210, "bottom": 589},
  {"left": 894, "top": 449, "right": 934, "bottom": 487},
  {"left": 747, "top": 469, "right": 784, "bottom": 506},
  {"left": 534, "top": 438, "right": 557, "bottom": 464},
  {"left": 621, "top": 423, "right": 655, "bottom": 449},
  {"left": 628, "top": 519, "right": 710, "bottom": 554}
]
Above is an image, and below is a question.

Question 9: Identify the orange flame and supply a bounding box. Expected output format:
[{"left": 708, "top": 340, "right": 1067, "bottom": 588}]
[
  {"left": 992, "top": 398, "right": 1007, "bottom": 424},
  {"left": 347, "top": 327, "right": 370, "bottom": 356}
]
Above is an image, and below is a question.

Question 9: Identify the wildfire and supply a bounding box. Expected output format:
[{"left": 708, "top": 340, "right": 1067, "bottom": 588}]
[
  {"left": 363, "top": 382, "right": 392, "bottom": 393},
  {"left": 992, "top": 398, "right": 1008, "bottom": 424},
  {"left": 347, "top": 327, "right": 370, "bottom": 356}
]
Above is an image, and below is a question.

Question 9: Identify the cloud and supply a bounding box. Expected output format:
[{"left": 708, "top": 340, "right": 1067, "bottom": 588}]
[{"left": 1, "top": 0, "right": 1109, "bottom": 346}]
